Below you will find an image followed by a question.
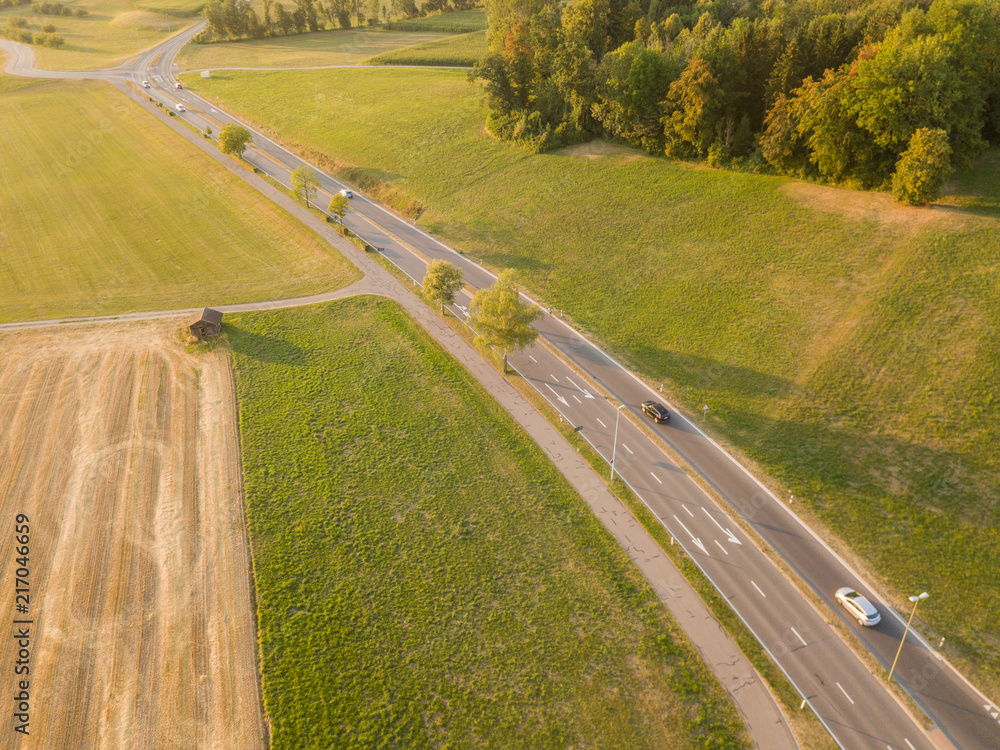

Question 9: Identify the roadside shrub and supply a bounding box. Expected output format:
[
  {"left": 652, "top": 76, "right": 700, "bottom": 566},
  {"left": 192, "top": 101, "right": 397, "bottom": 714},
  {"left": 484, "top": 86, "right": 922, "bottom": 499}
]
[
  {"left": 73, "top": 6, "right": 86, "bottom": 15},
  {"left": 45, "top": 33, "right": 63, "bottom": 47},
  {"left": 8, "top": 15, "right": 27, "bottom": 27},
  {"left": 42, "top": 22, "right": 56, "bottom": 32}
]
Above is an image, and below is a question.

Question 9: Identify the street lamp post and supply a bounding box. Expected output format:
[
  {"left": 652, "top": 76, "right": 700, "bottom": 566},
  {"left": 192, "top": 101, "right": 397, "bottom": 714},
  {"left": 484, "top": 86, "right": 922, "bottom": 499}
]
[
  {"left": 610, "top": 403, "right": 626, "bottom": 482},
  {"left": 888, "top": 592, "right": 929, "bottom": 681}
]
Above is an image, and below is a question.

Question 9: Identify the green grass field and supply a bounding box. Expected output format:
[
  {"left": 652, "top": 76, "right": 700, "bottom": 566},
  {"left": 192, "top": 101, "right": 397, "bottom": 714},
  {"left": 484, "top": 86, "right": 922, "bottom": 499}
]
[
  {"left": 183, "top": 66, "right": 1000, "bottom": 695},
  {"left": 382, "top": 8, "right": 485, "bottom": 33},
  {"left": 0, "top": 0, "right": 196, "bottom": 70},
  {"left": 0, "top": 78, "right": 359, "bottom": 322},
  {"left": 228, "top": 297, "right": 750, "bottom": 750},
  {"left": 366, "top": 28, "right": 485, "bottom": 66},
  {"left": 134, "top": 0, "right": 205, "bottom": 16},
  {"left": 176, "top": 27, "right": 455, "bottom": 69}
]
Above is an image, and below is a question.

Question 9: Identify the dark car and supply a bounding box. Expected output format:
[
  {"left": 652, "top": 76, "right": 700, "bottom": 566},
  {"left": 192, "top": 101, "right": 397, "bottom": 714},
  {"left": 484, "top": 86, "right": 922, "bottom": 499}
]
[{"left": 642, "top": 401, "right": 670, "bottom": 423}]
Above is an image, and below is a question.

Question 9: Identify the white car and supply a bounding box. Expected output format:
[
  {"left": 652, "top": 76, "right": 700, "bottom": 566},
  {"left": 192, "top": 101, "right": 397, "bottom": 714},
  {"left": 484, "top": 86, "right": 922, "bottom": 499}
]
[
  {"left": 176, "top": 104, "right": 186, "bottom": 113},
  {"left": 142, "top": 80, "right": 150, "bottom": 88},
  {"left": 339, "top": 189, "right": 353, "bottom": 198},
  {"left": 835, "top": 587, "right": 881, "bottom": 627}
]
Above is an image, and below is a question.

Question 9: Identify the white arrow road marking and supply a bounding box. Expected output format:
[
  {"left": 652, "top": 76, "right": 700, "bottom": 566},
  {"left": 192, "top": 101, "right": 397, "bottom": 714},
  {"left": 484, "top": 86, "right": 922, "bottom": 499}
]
[
  {"left": 622, "top": 443, "right": 633, "bottom": 455},
  {"left": 714, "top": 540, "right": 729, "bottom": 555},
  {"left": 565, "top": 376, "right": 595, "bottom": 398},
  {"left": 596, "top": 418, "right": 606, "bottom": 428},
  {"left": 836, "top": 682, "right": 854, "bottom": 705},
  {"left": 702, "top": 507, "right": 742, "bottom": 545},
  {"left": 544, "top": 384, "right": 568, "bottom": 406},
  {"left": 791, "top": 627, "right": 807, "bottom": 647},
  {"left": 651, "top": 472, "right": 662, "bottom": 484},
  {"left": 751, "top": 581, "right": 766, "bottom": 598},
  {"left": 672, "top": 516, "right": 708, "bottom": 555}
]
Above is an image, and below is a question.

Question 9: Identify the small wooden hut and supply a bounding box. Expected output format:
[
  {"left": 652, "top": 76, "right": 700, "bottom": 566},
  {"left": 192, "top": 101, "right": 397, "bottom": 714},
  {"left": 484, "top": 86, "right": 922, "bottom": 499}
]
[{"left": 187, "top": 308, "right": 223, "bottom": 339}]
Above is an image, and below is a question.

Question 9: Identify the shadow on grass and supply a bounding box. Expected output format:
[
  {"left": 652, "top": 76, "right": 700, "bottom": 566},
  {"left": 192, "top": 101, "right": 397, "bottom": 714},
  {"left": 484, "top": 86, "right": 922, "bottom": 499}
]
[{"left": 225, "top": 323, "right": 309, "bottom": 365}]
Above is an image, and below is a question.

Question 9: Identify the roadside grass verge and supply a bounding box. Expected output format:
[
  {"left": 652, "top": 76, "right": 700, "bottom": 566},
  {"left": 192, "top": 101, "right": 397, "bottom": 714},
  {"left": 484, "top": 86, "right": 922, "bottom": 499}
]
[
  {"left": 0, "top": 0, "right": 195, "bottom": 70},
  {"left": 176, "top": 27, "right": 454, "bottom": 69},
  {"left": 228, "top": 297, "right": 751, "bottom": 750},
  {"left": 0, "top": 78, "right": 359, "bottom": 323},
  {"left": 381, "top": 8, "right": 485, "bottom": 33},
  {"left": 366, "top": 28, "right": 485, "bottom": 66},
  {"left": 185, "top": 66, "right": 1000, "bottom": 698}
]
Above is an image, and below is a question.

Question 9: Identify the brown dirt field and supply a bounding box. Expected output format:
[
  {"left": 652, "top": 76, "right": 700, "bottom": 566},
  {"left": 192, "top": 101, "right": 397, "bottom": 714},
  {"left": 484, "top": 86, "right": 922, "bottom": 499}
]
[{"left": 0, "top": 320, "right": 265, "bottom": 750}]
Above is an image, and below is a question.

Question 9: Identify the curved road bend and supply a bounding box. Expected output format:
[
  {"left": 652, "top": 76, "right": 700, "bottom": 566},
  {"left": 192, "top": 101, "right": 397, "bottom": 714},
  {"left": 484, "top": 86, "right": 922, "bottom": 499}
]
[{"left": 5, "top": 25, "right": 999, "bottom": 749}]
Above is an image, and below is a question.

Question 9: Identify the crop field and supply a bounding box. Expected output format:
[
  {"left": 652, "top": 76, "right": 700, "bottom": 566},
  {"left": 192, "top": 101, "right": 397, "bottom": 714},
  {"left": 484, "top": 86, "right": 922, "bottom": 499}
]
[
  {"left": 177, "top": 27, "right": 455, "bottom": 70},
  {"left": 0, "top": 0, "right": 196, "bottom": 70},
  {"left": 228, "top": 297, "right": 750, "bottom": 750},
  {"left": 0, "top": 320, "right": 266, "bottom": 749},
  {"left": 382, "top": 8, "right": 485, "bottom": 33},
  {"left": 185, "top": 65, "right": 1000, "bottom": 694},
  {"left": 0, "top": 78, "right": 359, "bottom": 324},
  {"left": 366, "top": 28, "right": 486, "bottom": 66}
]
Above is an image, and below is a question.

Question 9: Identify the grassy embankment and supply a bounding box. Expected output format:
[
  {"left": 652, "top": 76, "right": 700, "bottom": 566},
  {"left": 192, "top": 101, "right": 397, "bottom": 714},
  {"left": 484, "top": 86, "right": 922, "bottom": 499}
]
[
  {"left": 0, "top": 78, "right": 359, "bottom": 322},
  {"left": 366, "top": 28, "right": 486, "bottom": 66},
  {"left": 0, "top": 0, "right": 200, "bottom": 70},
  {"left": 183, "top": 65, "right": 1000, "bottom": 697},
  {"left": 229, "top": 297, "right": 751, "bottom": 750},
  {"left": 176, "top": 27, "right": 457, "bottom": 69}
]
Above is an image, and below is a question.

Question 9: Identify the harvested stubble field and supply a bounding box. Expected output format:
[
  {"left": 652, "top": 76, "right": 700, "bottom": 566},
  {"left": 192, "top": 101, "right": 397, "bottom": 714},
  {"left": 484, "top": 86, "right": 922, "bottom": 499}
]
[{"left": 0, "top": 321, "right": 265, "bottom": 750}]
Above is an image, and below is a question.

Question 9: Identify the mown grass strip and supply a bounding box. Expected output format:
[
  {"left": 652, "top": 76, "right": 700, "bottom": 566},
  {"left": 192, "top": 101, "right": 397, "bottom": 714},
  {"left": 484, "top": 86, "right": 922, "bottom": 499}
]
[{"left": 229, "top": 297, "right": 751, "bottom": 750}]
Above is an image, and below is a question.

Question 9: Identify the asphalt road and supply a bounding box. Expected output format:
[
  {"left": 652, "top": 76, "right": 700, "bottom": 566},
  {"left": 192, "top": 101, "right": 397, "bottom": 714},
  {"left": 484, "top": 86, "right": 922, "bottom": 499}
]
[{"left": 3, "top": 25, "right": 998, "bottom": 749}]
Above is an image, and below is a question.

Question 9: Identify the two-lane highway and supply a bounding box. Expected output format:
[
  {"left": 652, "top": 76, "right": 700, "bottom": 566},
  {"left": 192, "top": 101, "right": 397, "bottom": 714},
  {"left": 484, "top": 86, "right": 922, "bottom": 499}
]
[{"left": 28, "top": 27, "right": 994, "bottom": 748}]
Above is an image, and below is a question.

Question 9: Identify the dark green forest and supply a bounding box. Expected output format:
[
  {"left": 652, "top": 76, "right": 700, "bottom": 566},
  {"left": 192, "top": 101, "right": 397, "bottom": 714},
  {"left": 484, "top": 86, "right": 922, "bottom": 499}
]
[{"left": 473, "top": 0, "right": 1000, "bottom": 201}]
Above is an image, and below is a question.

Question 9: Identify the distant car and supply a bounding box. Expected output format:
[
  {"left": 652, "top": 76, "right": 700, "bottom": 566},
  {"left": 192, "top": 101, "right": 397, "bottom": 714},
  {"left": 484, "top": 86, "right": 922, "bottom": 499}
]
[
  {"left": 176, "top": 104, "right": 186, "bottom": 112},
  {"left": 835, "top": 587, "right": 881, "bottom": 627},
  {"left": 339, "top": 189, "right": 353, "bottom": 198},
  {"left": 641, "top": 401, "right": 670, "bottom": 423},
  {"left": 174, "top": 81, "right": 183, "bottom": 89},
  {"left": 142, "top": 80, "right": 150, "bottom": 88}
]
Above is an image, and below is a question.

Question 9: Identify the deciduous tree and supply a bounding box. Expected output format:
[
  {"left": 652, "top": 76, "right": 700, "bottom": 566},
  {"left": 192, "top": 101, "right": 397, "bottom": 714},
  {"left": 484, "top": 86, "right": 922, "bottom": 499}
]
[
  {"left": 422, "top": 260, "right": 465, "bottom": 314},
  {"left": 328, "top": 193, "right": 349, "bottom": 221},
  {"left": 291, "top": 166, "right": 320, "bottom": 208},
  {"left": 218, "top": 123, "right": 252, "bottom": 158},
  {"left": 468, "top": 270, "right": 542, "bottom": 374},
  {"left": 891, "top": 127, "right": 952, "bottom": 204}
]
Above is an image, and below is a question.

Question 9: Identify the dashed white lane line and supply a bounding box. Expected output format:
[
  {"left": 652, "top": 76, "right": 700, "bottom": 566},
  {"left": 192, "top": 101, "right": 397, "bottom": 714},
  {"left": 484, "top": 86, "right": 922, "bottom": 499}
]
[
  {"left": 550, "top": 373, "right": 559, "bottom": 381},
  {"left": 596, "top": 418, "right": 607, "bottom": 428},
  {"left": 714, "top": 540, "right": 729, "bottom": 555},
  {"left": 751, "top": 581, "right": 766, "bottom": 598},
  {"left": 790, "top": 627, "right": 807, "bottom": 647},
  {"left": 622, "top": 443, "right": 633, "bottom": 455},
  {"left": 904, "top": 739, "right": 916, "bottom": 750},
  {"left": 572, "top": 395, "right": 581, "bottom": 404},
  {"left": 529, "top": 356, "right": 537, "bottom": 363},
  {"left": 651, "top": 472, "right": 662, "bottom": 484},
  {"left": 683, "top": 505, "right": 694, "bottom": 517},
  {"left": 836, "top": 682, "right": 855, "bottom": 705}
]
